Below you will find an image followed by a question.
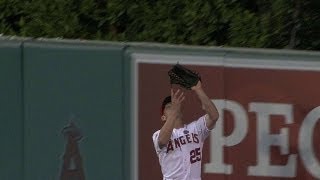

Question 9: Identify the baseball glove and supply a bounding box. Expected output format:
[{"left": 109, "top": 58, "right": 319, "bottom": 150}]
[{"left": 168, "top": 63, "right": 201, "bottom": 90}]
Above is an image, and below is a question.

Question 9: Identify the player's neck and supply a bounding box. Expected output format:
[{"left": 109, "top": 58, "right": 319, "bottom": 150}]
[{"left": 174, "top": 118, "right": 184, "bottom": 129}]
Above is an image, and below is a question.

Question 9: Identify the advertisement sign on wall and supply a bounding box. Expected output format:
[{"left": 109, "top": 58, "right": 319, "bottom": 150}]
[{"left": 131, "top": 53, "right": 320, "bottom": 180}]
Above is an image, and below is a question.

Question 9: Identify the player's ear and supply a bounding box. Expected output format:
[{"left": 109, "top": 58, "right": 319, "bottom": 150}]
[{"left": 161, "top": 115, "right": 166, "bottom": 121}]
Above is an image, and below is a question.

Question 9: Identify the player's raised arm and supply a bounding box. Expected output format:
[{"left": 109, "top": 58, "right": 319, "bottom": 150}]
[
  {"left": 158, "top": 89, "right": 185, "bottom": 149},
  {"left": 192, "top": 81, "right": 219, "bottom": 130}
]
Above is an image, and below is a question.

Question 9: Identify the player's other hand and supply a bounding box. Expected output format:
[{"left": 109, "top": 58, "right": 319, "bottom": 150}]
[
  {"left": 191, "top": 81, "right": 202, "bottom": 91},
  {"left": 171, "top": 89, "right": 185, "bottom": 110}
]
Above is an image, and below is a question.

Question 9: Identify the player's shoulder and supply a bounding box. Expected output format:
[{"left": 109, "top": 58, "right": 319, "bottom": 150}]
[
  {"left": 188, "top": 114, "right": 207, "bottom": 126},
  {"left": 152, "top": 130, "right": 161, "bottom": 138}
]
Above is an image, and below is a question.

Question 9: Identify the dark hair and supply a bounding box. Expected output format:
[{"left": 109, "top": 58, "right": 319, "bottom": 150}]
[{"left": 160, "top": 96, "right": 171, "bottom": 115}]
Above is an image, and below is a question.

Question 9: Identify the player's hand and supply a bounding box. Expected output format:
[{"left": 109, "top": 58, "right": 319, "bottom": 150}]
[
  {"left": 170, "top": 89, "right": 185, "bottom": 110},
  {"left": 191, "top": 81, "right": 202, "bottom": 91}
]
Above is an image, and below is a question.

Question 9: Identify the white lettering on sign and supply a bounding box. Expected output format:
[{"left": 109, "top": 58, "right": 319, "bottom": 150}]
[
  {"left": 299, "top": 107, "right": 320, "bottom": 178},
  {"left": 204, "top": 100, "right": 248, "bottom": 174},
  {"left": 204, "top": 99, "right": 320, "bottom": 179},
  {"left": 248, "top": 103, "right": 296, "bottom": 177}
]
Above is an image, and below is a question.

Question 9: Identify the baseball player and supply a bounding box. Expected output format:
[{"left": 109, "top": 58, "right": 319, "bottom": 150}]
[{"left": 152, "top": 81, "right": 219, "bottom": 180}]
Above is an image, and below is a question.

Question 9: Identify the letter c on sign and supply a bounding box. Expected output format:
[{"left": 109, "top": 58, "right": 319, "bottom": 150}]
[{"left": 299, "top": 106, "right": 320, "bottom": 179}]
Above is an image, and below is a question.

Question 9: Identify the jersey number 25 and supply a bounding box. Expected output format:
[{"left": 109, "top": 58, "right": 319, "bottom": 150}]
[{"left": 190, "top": 147, "right": 201, "bottom": 164}]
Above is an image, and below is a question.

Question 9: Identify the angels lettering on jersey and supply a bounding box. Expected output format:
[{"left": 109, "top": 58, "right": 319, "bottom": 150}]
[
  {"left": 166, "top": 132, "right": 199, "bottom": 153},
  {"left": 153, "top": 115, "right": 210, "bottom": 154}
]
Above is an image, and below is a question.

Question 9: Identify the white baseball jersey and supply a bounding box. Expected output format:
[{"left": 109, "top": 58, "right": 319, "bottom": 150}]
[{"left": 152, "top": 115, "right": 211, "bottom": 180}]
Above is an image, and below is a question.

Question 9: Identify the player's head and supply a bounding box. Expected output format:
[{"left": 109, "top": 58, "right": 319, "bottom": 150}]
[
  {"left": 161, "top": 96, "right": 171, "bottom": 115},
  {"left": 160, "top": 95, "right": 182, "bottom": 121}
]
